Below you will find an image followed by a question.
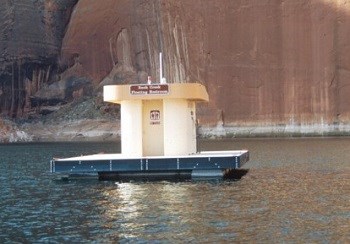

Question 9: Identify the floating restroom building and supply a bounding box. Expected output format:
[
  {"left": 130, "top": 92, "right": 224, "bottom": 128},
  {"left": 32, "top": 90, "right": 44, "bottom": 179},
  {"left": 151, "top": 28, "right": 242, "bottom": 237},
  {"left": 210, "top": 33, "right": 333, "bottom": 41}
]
[
  {"left": 50, "top": 61, "right": 249, "bottom": 181},
  {"left": 104, "top": 83, "right": 208, "bottom": 157}
]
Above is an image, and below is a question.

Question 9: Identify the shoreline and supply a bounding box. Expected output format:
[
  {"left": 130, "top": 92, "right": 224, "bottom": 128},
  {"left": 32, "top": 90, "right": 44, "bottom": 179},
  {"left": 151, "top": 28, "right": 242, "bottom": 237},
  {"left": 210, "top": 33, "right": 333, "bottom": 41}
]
[
  {"left": 199, "top": 124, "right": 350, "bottom": 138},
  {"left": 2, "top": 120, "right": 350, "bottom": 144}
]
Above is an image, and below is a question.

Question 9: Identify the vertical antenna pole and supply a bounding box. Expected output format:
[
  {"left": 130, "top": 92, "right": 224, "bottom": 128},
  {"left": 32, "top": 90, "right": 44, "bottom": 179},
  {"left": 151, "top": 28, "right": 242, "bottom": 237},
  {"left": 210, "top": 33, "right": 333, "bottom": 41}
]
[{"left": 159, "top": 52, "right": 163, "bottom": 83}]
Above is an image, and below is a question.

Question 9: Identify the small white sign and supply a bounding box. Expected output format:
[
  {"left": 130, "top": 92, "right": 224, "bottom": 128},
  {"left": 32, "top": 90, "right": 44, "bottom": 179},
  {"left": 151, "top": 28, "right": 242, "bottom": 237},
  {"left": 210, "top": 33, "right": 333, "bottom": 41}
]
[{"left": 150, "top": 110, "right": 160, "bottom": 125}]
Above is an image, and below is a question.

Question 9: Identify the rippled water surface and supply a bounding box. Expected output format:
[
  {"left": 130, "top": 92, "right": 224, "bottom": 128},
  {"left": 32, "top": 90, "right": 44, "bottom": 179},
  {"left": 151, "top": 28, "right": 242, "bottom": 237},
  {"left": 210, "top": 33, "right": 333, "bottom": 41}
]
[{"left": 0, "top": 138, "right": 349, "bottom": 243}]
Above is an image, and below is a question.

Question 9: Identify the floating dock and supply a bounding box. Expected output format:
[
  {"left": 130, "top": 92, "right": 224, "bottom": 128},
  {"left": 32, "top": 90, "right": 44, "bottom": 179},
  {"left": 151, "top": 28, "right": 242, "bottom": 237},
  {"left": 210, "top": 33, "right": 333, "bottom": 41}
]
[
  {"left": 51, "top": 150, "right": 249, "bottom": 181},
  {"left": 50, "top": 53, "right": 249, "bottom": 181}
]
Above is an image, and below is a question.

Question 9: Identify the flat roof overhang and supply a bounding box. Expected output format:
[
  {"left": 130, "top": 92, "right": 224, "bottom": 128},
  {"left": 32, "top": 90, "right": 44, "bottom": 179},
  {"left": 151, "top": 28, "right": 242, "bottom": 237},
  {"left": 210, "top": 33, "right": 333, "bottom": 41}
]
[{"left": 103, "top": 83, "right": 209, "bottom": 104}]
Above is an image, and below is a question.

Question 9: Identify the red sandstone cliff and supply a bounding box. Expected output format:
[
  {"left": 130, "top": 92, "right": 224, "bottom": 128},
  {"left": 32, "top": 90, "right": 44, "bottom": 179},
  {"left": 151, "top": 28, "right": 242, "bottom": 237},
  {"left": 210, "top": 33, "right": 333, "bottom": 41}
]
[
  {"left": 61, "top": 0, "right": 350, "bottom": 128},
  {"left": 1, "top": 0, "right": 350, "bottom": 139},
  {"left": 0, "top": 0, "right": 78, "bottom": 118}
]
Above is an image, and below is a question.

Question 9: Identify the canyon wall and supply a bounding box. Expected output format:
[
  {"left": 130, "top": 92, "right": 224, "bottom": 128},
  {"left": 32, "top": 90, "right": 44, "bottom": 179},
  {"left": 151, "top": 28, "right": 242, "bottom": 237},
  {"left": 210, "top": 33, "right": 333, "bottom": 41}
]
[
  {"left": 61, "top": 0, "right": 350, "bottom": 132},
  {"left": 0, "top": 0, "right": 78, "bottom": 118},
  {"left": 1, "top": 0, "right": 350, "bottom": 137}
]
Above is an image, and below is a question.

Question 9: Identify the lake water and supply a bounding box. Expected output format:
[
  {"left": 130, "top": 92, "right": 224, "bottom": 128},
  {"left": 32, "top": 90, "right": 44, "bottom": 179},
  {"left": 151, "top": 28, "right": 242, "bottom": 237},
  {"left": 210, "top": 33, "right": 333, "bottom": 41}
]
[{"left": 0, "top": 138, "right": 349, "bottom": 243}]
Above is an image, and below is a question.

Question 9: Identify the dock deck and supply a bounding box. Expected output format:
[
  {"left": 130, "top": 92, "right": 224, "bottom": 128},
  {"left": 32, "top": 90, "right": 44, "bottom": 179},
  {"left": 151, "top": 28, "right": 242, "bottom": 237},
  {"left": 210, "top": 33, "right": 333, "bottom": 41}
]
[{"left": 50, "top": 150, "right": 249, "bottom": 181}]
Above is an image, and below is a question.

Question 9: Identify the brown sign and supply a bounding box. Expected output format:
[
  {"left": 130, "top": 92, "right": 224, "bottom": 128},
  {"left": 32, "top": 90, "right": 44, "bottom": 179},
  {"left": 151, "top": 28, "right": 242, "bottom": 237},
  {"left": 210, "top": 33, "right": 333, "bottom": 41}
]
[{"left": 130, "top": 84, "right": 169, "bottom": 95}]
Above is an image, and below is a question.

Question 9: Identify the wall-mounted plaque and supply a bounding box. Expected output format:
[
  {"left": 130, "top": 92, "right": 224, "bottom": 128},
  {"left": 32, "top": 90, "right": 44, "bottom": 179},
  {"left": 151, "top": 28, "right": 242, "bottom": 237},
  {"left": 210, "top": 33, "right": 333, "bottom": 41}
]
[{"left": 130, "top": 84, "right": 169, "bottom": 95}]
